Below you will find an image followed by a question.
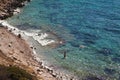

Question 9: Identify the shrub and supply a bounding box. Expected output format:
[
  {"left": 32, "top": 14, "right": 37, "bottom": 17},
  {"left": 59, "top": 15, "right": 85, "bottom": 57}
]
[{"left": 0, "top": 65, "right": 37, "bottom": 80}]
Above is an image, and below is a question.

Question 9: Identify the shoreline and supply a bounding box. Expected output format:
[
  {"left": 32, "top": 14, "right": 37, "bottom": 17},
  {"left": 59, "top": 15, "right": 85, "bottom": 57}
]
[
  {"left": 0, "top": 20, "right": 58, "bottom": 80},
  {"left": 0, "top": 20, "right": 78, "bottom": 80},
  {"left": 0, "top": 0, "right": 61, "bottom": 79},
  {"left": 0, "top": 20, "right": 56, "bottom": 46},
  {"left": 0, "top": 0, "right": 78, "bottom": 79}
]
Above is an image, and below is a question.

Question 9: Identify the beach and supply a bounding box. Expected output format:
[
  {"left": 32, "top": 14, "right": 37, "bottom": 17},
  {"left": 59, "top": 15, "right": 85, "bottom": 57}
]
[
  {"left": 0, "top": 0, "right": 66, "bottom": 80},
  {"left": 0, "top": 0, "right": 77, "bottom": 79},
  {"left": 1, "top": 0, "right": 120, "bottom": 80},
  {"left": 0, "top": 20, "right": 78, "bottom": 80},
  {"left": 0, "top": 24, "right": 60, "bottom": 80}
]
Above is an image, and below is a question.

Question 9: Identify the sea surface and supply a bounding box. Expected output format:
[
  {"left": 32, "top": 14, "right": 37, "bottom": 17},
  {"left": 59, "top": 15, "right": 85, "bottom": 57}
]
[{"left": 7, "top": 0, "right": 120, "bottom": 80}]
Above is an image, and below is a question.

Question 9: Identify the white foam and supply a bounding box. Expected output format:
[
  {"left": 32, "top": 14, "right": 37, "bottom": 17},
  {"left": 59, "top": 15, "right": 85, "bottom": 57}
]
[
  {"left": 0, "top": 20, "right": 55, "bottom": 46},
  {"left": 13, "top": 8, "right": 21, "bottom": 15}
]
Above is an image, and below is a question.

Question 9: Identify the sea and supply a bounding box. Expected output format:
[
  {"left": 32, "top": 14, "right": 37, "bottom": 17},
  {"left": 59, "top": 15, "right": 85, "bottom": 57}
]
[{"left": 6, "top": 0, "right": 120, "bottom": 80}]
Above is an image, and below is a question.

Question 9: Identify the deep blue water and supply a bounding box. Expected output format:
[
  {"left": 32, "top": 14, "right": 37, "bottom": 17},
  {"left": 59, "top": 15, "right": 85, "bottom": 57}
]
[{"left": 7, "top": 0, "right": 120, "bottom": 79}]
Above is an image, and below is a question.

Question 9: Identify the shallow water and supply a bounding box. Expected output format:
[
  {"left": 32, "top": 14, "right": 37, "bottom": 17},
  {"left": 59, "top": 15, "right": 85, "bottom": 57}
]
[{"left": 7, "top": 0, "right": 120, "bottom": 79}]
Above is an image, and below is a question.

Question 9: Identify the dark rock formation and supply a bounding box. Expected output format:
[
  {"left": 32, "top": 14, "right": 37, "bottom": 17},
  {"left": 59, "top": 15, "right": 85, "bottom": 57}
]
[{"left": 0, "top": 0, "right": 30, "bottom": 20}]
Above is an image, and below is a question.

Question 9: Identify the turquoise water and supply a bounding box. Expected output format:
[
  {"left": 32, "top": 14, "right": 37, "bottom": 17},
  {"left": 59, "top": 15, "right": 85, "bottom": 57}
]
[{"left": 7, "top": 0, "right": 120, "bottom": 80}]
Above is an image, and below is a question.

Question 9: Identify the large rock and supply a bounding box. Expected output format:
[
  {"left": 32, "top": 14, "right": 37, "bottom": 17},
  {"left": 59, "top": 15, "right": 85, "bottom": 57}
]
[{"left": 0, "top": 0, "right": 30, "bottom": 20}]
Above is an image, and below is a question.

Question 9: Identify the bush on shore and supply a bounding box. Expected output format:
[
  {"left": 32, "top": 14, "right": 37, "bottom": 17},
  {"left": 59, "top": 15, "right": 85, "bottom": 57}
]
[{"left": 0, "top": 65, "right": 37, "bottom": 80}]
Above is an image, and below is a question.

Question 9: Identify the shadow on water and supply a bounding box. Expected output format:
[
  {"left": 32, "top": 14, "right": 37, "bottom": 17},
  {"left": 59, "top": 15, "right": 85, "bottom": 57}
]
[
  {"left": 104, "top": 68, "right": 116, "bottom": 75},
  {"left": 112, "top": 57, "right": 120, "bottom": 63},
  {"left": 97, "top": 47, "right": 114, "bottom": 56},
  {"left": 84, "top": 76, "right": 104, "bottom": 80},
  {"left": 16, "top": 23, "right": 42, "bottom": 30},
  {"left": 70, "top": 29, "right": 100, "bottom": 46}
]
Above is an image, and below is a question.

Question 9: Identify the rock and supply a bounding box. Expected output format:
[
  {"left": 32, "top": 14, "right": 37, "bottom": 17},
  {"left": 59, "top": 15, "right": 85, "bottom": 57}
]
[
  {"left": 8, "top": 44, "right": 11, "bottom": 47},
  {"left": 18, "top": 34, "right": 21, "bottom": 38},
  {"left": 47, "top": 68, "right": 53, "bottom": 74},
  {"left": 0, "top": 0, "right": 30, "bottom": 19},
  {"left": 20, "top": 50, "right": 24, "bottom": 53},
  {"left": 52, "top": 72, "right": 57, "bottom": 78},
  {"left": 30, "top": 46, "right": 33, "bottom": 49},
  {"left": 79, "top": 45, "right": 86, "bottom": 49},
  {"left": 13, "top": 8, "right": 20, "bottom": 14},
  {"left": 37, "top": 69, "right": 41, "bottom": 72},
  {"left": 13, "top": 57, "right": 17, "bottom": 60}
]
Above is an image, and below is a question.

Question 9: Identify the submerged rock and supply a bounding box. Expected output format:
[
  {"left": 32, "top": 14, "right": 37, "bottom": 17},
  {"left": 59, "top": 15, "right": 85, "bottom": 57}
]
[
  {"left": 71, "top": 31, "right": 99, "bottom": 45},
  {"left": 85, "top": 76, "right": 103, "bottom": 80},
  {"left": 97, "top": 47, "right": 113, "bottom": 56},
  {"left": 112, "top": 57, "right": 120, "bottom": 63},
  {"left": 69, "top": 41, "right": 80, "bottom": 47},
  {"left": 104, "top": 68, "right": 116, "bottom": 75}
]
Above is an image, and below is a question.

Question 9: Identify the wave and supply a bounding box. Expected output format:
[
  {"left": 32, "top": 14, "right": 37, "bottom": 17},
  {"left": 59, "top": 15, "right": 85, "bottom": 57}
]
[{"left": 0, "top": 20, "right": 55, "bottom": 46}]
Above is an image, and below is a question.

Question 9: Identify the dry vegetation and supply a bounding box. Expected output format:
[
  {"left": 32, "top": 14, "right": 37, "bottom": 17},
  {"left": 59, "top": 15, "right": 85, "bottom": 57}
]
[{"left": 0, "top": 65, "right": 37, "bottom": 80}]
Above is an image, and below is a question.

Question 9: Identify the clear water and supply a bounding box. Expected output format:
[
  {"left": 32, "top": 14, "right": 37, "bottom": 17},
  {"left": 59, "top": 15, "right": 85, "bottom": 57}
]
[{"left": 7, "top": 0, "right": 120, "bottom": 80}]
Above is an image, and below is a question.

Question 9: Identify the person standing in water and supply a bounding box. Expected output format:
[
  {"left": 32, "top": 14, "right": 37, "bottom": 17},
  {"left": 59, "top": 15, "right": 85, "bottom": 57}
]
[{"left": 63, "top": 50, "right": 67, "bottom": 59}]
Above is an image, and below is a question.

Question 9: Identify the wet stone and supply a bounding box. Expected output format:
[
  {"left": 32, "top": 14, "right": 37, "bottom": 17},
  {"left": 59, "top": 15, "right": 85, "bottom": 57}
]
[
  {"left": 52, "top": 72, "right": 57, "bottom": 78},
  {"left": 20, "top": 50, "right": 24, "bottom": 53}
]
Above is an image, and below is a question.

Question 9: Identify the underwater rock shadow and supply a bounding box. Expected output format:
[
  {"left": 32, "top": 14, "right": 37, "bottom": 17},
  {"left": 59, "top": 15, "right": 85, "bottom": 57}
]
[
  {"left": 104, "top": 68, "right": 116, "bottom": 75},
  {"left": 84, "top": 76, "right": 104, "bottom": 80},
  {"left": 16, "top": 23, "right": 41, "bottom": 30},
  {"left": 112, "top": 56, "right": 120, "bottom": 63},
  {"left": 70, "top": 30, "right": 100, "bottom": 46},
  {"left": 97, "top": 47, "right": 115, "bottom": 56}
]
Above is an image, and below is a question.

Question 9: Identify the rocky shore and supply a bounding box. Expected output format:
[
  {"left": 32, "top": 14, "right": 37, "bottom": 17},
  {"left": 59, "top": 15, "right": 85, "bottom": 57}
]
[
  {"left": 0, "top": 0, "right": 77, "bottom": 80},
  {"left": 0, "top": 20, "right": 78, "bottom": 80},
  {"left": 0, "top": 0, "right": 30, "bottom": 19},
  {"left": 0, "top": 25, "right": 60, "bottom": 80},
  {"left": 0, "top": 0, "right": 59, "bottom": 80}
]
